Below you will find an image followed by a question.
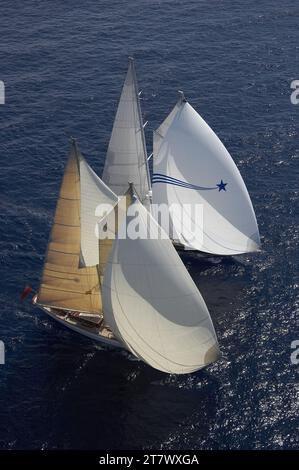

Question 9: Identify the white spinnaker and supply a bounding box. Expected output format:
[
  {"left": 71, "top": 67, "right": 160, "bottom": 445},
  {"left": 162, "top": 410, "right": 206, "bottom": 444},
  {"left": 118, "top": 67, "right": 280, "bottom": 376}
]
[
  {"left": 102, "top": 58, "right": 151, "bottom": 204},
  {"left": 102, "top": 200, "right": 219, "bottom": 374},
  {"left": 152, "top": 100, "right": 260, "bottom": 255},
  {"left": 79, "top": 155, "right": 118, "bottom": 267}
]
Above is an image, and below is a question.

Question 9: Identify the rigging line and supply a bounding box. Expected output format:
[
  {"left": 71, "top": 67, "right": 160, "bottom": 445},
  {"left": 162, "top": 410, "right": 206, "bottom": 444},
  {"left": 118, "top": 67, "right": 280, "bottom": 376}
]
[
  {"left": 136, "top": 121, "right": 148, "bottom": 133},
  {"left": 85, "top": 282, "right": 100, "bottom": 295},
  {"left": 73, "top": 143, "right": 95, "bottom": 310},
  {"left": 39, "top": 286, "right": 99, "bottom": 295},
  {"left": 131, "top": 59, "right": 151, "bottom": 192}
]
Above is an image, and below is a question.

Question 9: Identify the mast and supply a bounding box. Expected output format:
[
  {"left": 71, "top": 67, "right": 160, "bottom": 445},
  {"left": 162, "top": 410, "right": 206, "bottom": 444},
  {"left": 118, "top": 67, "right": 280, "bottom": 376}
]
[
  {"left": 177, "top": 89, "right": 187, "bottom": 104},
  {"left": 129, "top": 57, "right": 151, "bottom": 195},
  {"left": 152, "top": 90, "right": 186, "bottom": 158}
]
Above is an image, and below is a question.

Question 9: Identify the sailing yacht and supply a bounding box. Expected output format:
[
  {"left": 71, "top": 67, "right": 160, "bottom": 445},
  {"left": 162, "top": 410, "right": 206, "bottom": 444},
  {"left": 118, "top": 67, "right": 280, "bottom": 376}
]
[
  {"left": 152, "top": 91, "right": 261, "bottom": 255},
  {"left": 34, "top": 139, "right": 121, "bottom": 348},
  {"left": 34, "top": 140, "right": 220, "bottom": 374},
  {"left": 102, "top": 59, "right": 260, "bottom": 256}
]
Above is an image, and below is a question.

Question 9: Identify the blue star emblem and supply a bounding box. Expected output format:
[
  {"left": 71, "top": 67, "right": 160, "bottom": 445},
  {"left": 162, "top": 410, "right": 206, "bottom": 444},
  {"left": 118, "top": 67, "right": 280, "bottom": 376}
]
[{"left": 217, "top": 180, "right": 227, "bottom": 192}]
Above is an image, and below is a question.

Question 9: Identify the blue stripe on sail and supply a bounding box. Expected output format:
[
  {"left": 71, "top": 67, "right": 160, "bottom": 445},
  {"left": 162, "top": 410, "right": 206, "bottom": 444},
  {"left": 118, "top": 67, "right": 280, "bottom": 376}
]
[
  {"left": 152, "top": 177, "right": 215, "bottom": 190},
  {"left": 152, "top": 178, "right": 210, "bottom": 190},
  {"left": 152, "top": 173, "right": 218, "bottom": 191}
]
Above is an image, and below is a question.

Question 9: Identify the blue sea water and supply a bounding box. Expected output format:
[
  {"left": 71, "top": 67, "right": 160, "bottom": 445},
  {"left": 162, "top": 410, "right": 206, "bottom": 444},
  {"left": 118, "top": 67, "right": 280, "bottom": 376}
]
[{"left": 0, "top": 0, "right": 298, "bottom": 450}]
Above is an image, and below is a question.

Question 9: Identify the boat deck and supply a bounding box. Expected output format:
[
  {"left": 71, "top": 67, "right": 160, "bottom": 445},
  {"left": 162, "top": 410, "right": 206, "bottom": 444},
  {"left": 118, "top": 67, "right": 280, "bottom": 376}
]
[{"left": 33, "top": 297, "right": 122, "bottom": 348}]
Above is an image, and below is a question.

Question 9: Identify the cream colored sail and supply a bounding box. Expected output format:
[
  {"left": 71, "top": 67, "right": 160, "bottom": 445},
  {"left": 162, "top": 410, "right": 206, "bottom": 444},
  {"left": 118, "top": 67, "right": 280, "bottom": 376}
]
[
  {"left": 37, "top": 142, "right": 103, "bottom": 313},
  {"left": 102, "top": 57, "right": 151, "bottom": 204},
  {"left": 98, "top": 188, "right": 133, "bottom": 280},
  {"left": 102, "top": 199, "right": 220, "bottom": 374}
]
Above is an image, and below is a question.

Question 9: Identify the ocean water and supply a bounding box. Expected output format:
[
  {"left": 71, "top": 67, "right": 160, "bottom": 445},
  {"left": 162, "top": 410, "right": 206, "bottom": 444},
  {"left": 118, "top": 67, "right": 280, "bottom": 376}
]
[{"left": 0, "top": 0, "right": 298, "bottom": 450}]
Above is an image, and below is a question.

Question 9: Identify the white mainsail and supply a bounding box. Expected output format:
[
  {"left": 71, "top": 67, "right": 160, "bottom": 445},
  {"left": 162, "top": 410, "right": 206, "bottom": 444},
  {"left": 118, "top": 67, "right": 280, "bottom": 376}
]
[
  {"left": 79, "top": 150, "right": 119, "bottom": 267},
  {"left": 152, "top": 93, "right": 260, "bottom": 255},
  {"left": 102, "top": 199, "right": 219, "bottom": 374},
  {"left": 102, "top": 57, "right": 151, "bottom": 204}
]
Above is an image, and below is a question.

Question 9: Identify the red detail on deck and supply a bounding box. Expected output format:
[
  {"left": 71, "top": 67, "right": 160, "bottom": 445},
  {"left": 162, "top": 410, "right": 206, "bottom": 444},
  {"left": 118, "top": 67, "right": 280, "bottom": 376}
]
[{"left": 20, "top": 285, "right": 33, "bottom": 301}]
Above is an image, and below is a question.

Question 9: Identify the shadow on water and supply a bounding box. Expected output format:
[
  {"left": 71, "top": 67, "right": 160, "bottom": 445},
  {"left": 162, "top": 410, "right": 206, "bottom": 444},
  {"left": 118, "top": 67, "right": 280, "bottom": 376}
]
[
  {"left": 1, "top": 312, "right": 220, "bottom": 450},
  {"left": 46, "top": 339, "right": 221, "bottom": 450},
  {"left": 0, "top": 250, "right": 248, "bottom": 450},
  {"left": 178, "top": 251, "right": 254, "bottom": 325},
  {"left": 0, "top": 247, "right": 255, "bottom": 450},
  {"left": 31, "top": 253, "right": 244, "bottom": 449}
]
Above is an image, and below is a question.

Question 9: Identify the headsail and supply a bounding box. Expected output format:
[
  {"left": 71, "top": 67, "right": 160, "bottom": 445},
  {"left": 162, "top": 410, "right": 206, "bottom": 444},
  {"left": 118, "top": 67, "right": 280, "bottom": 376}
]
[
  {"left": 102, "top": 57, "right": 151, "bottom": 204},
  {"left": 37, "top": 141, "right": 112, "bottom": 313},
  {"left": 152, "top": 94, "right": 260, "bottom": 255},
  {"left": 102, "top": 199, "right": 219, "bottom": 374},
  {"left": 97, "top": 186, "right": 134, "bottom": 280},
  {"left": 80, "top": 155, "right": 118, "bottom": 267}
]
